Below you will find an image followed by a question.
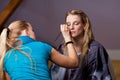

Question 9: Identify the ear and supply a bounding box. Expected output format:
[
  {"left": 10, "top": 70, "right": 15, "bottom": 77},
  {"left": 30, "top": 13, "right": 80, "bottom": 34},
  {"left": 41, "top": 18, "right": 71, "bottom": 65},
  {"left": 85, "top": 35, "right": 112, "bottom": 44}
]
[{"left": 20, "top": 29, "right": 28, "bottom": 36}]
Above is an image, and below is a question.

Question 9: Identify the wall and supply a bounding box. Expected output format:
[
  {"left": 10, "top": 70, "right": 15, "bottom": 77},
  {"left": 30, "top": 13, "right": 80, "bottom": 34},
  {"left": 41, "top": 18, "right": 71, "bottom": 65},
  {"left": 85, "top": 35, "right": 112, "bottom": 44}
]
[{"left": 0, "top": 0, "right": 120, "bottom": 57}]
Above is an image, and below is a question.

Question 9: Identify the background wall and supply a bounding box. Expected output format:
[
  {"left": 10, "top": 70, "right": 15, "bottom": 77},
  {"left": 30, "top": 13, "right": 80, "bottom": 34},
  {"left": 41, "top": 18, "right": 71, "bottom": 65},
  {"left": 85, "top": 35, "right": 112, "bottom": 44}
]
[{"left": 0, "top": 0, "right": 120, "bottom": 59}]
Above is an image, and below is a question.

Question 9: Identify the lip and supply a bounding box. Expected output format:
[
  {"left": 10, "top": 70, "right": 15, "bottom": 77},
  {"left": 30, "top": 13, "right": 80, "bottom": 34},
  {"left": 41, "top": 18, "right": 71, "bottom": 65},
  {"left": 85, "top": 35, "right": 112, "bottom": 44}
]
[
  {"left": 70, "top": 31, "right": 75, "bottom": 34},
  {"left": 70, "top": 32, "right": 76, "bottom": 35}
]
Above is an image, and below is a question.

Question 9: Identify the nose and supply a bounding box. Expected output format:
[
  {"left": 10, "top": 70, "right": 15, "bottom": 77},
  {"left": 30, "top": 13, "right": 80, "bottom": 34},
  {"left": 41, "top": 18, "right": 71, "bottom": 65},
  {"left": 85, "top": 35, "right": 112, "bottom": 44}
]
[{"left": 69, "top": 24, "right": 74, "bottom": 30}]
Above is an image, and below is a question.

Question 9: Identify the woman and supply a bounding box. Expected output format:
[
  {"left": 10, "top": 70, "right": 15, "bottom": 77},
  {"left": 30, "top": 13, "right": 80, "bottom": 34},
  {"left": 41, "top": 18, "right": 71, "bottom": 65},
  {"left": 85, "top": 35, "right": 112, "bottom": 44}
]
[
  {"left": 0, "top": 20, "right": 78, "bottom": 80},
  {"left": 50, "top": 9, "right": 115, "bottom": 80}
]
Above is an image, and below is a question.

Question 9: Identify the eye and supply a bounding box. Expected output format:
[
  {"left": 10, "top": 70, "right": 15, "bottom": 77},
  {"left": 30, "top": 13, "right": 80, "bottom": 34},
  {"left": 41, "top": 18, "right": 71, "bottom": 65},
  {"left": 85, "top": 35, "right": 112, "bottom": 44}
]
[
  {"left": 74, "top": 22, "right": 80, "bottom": 25},
  {"left": 66, "top": 23, "right": 71, "bottom": 26}
]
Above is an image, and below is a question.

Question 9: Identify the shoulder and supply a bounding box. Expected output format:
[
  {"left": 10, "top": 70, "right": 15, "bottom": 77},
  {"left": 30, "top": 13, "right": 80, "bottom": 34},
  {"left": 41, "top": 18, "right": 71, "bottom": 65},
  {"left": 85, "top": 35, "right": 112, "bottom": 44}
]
[
  {"left": 22, "top": 41, "right": 53, "bottom": 54},
  {"left": 89, "top": 40, "right": 106, "bottom": 53},
  {"left": 27, "top": 41, "right": 52, "bottom": 48},
  {"left": 87, "top": 40, "right": 108, "bottom": 61},
  {"left": 89, "top": 40, "right": 104, "bottom": 48}
]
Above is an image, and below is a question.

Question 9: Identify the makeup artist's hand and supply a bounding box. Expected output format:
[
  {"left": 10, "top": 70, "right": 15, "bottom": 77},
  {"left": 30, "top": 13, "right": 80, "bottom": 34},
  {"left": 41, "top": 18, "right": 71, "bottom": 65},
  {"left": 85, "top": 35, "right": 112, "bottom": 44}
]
[{"left": 60, "top": 24, "right": 72, "bottom": 42}]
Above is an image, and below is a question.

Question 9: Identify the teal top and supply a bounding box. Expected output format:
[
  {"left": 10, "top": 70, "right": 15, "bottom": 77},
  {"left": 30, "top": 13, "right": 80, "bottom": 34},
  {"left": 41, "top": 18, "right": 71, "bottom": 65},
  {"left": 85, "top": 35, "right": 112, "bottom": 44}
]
[{"left": 4, "top": 36, "right": 52, "bottom": 80}]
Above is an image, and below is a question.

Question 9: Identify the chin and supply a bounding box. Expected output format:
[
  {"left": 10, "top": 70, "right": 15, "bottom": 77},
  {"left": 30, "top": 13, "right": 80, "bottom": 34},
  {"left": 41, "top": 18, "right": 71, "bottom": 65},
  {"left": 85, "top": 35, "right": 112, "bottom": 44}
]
[{"left": 72, "top": 35, "right": 77, "bottom": 38}]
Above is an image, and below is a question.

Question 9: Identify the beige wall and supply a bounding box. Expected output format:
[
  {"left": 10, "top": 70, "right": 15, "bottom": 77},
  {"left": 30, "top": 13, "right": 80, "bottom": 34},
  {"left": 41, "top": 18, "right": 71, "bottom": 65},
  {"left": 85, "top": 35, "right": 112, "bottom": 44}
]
[{"left": 108, "top": 50, "right": 120, "bottom": 60}]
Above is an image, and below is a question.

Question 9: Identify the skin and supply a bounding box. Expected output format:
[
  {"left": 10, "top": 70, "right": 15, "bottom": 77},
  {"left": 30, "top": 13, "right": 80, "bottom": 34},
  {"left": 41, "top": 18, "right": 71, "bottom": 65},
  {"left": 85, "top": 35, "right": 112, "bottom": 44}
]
[
  {"left": 66, "top": 14, "right": 85, "bottom": 39},
  {"left": 26, "top": 23, "right": 36, "bottom": 40}
]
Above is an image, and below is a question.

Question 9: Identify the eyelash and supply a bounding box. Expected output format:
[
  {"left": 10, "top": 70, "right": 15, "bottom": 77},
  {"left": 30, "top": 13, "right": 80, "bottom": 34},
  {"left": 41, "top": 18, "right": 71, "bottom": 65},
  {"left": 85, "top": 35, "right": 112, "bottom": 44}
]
[{"left": 67, "top": 22, "right": 80, "bottom": 26}]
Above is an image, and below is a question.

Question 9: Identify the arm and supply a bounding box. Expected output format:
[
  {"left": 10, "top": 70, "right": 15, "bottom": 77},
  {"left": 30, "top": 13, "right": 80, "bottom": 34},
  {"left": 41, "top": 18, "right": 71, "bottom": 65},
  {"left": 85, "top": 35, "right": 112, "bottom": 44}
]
[
  {"left": 50, "top": 24, "right": 78, "bottom": 68},
  {"left": 50, "top": 44, "right": 78, "bottom": 68}
]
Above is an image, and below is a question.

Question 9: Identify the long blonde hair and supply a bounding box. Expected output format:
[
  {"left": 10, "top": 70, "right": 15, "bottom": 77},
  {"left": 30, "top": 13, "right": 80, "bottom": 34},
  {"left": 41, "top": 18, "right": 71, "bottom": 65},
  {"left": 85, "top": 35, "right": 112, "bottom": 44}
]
[
  {"left": 63, "top": 10, "right": 94, "bottom": 63},
  {"left": 0, "top": 20, "right": 30, "bottom": 79}
]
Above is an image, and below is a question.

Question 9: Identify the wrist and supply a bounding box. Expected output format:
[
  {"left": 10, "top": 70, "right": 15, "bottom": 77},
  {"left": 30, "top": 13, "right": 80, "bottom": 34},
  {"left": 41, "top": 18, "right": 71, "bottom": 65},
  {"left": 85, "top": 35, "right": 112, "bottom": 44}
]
[
  {"left": 65, "top": 41, "right": 73, "bottom": 46},
  {"left": 64, "top": 38, "right": 71, "bottom": 43}
]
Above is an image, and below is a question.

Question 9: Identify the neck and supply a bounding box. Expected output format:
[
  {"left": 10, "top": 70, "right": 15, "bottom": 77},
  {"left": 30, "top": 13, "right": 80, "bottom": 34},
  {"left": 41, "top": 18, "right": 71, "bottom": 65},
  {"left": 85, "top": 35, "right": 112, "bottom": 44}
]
[
  {"left": 72, "top": 36, "right": 84, "bottom": 54},
  {"left": 73, "top": 37, "right": 83, "bottom": 46}
]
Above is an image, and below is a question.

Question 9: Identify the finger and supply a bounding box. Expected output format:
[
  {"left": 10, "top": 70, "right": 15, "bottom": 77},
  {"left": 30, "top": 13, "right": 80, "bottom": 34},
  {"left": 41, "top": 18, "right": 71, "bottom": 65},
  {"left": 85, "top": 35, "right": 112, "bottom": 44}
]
[{"left": 60, "top": 24, "right": 65, "bottom": 31}]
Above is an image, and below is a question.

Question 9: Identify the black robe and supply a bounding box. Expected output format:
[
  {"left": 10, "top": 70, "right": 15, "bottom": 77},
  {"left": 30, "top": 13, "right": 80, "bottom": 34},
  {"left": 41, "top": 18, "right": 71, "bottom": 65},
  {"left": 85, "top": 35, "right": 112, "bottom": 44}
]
[{"left": 50, "top": 40, "right": 115, "bottom": 80}]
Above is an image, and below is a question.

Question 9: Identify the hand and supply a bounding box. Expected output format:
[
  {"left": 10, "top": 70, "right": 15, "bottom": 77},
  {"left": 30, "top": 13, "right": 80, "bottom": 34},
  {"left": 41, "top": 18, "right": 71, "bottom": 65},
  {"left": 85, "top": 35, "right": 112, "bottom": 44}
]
[{"left": 60, "top": 24, "right": 71, "bottom": 42}]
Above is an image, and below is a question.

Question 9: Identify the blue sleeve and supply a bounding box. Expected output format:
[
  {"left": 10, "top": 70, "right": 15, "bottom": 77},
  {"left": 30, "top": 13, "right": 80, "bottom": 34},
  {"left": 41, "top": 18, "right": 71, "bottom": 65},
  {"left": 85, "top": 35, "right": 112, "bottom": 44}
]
[{"left": 43, "top": 43, "right": 53, "bottom": 55}]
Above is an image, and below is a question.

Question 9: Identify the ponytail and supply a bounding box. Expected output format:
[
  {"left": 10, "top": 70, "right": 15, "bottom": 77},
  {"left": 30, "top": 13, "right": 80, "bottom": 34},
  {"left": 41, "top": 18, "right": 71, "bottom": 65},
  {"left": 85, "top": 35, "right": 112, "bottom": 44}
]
[{"left": 0, "top": 28, "right": 8, "bottom": 80}]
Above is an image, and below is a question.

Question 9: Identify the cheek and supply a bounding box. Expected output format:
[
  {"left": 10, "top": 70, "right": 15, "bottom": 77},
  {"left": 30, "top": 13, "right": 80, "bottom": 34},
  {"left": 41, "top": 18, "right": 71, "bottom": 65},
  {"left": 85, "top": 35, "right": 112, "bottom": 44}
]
[
  {"left": 75, "top": 26, "right": 84, "bottom": 36},
  {"left": 31, "top": 32, "right": 36, "bottom": 40},
  {"left": 76, "top": 26, "right": 83, "bottom": 32},
  {"left": 29, "top": 31, "right": 36, "bottom": 39}
]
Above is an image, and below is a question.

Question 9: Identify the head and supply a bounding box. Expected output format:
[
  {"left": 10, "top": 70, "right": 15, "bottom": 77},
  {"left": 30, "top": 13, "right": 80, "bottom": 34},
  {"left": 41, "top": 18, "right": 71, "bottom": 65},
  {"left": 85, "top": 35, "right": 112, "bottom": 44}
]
[
  {"left": 65, "top": 9, "right": 94, "bottom": 41},
  {"left": 8, "top": 20, "right": 36, "bottom": 40},
  {"left": 6, "top": 20, "right": 36, "bottom": 49}
]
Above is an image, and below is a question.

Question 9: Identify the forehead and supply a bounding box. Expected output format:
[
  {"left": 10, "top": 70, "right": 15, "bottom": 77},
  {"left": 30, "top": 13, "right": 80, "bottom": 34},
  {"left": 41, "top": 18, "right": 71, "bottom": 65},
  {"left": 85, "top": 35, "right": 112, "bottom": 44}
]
[{"left": 66, "top": 14, "right": 81, "bottom": 22}]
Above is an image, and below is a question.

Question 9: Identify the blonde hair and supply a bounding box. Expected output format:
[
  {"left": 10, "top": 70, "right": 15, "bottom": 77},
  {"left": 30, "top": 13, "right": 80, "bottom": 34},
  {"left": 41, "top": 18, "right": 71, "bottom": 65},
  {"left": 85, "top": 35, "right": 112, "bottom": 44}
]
[
  {"left": 63, "top": 10, "right": 94, "bottom": 63},
  {"left": 0, "top": 20, "right": 30, "bottom": 79}
]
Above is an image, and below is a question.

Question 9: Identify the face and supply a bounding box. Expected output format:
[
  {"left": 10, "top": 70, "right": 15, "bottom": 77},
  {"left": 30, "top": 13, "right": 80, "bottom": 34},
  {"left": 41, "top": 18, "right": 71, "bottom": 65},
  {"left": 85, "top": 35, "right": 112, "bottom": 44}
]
[
  {"left": 66, "top": 14, "right": 85, "bottom": 38},
  {"left": 27, "top": 23, "right": 36, "bottom": 40}
]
